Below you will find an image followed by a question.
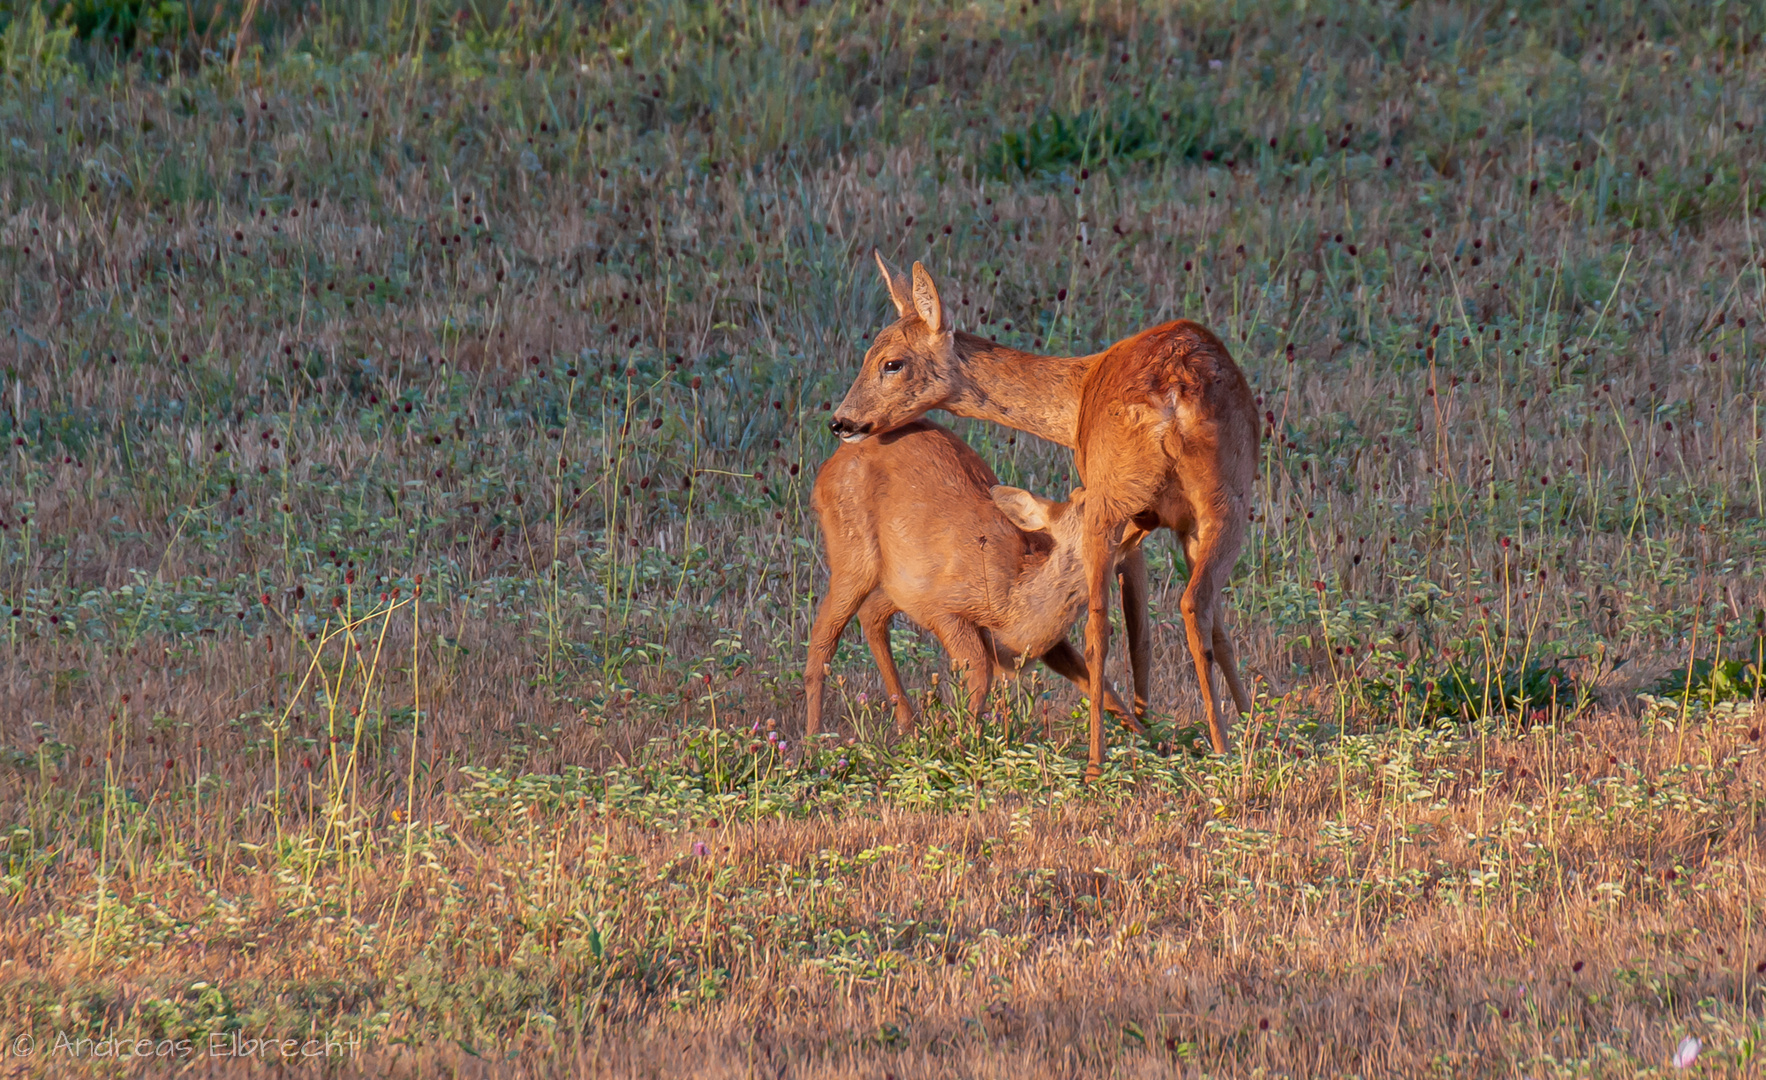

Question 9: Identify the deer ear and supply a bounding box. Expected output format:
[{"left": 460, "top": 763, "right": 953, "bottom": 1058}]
[
  {"left": 991, "top": 486, "right": 1054, "bottom": 533},
  {"left": 874, "top": 250, "right": 913, "bottom": 318},
  {"left": 911, "top": 262, "right": 948, "bottom": 335}
]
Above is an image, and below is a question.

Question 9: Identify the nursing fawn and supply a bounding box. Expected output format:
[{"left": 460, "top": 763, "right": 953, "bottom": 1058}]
[{"left": 805, "top": 418, "right": 1144, "bottom": 738}]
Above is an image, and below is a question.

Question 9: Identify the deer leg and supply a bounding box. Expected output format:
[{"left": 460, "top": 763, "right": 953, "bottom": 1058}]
[
  {"left": 1178, "top": 529, "right": 1234, "bottom": 754},
  {"left": 1038, "top": 641, "right": 1143, "bottom": 734},
  {"left": 1080, "top": 509, "right": 1121, "bottom": 780},
  {"left": 929, "top": 615, "right": 993, "bottom": 735},
  {"left": 1212, "top": 621, "right": 1253, "bottom": 717},
  {"left": 857, "top": 592, "right": 916, "bottom": 735},
  {"left": 804, "top": 574, "right": 873, "bottom": 738},
  {"left": 1116, "top": 546, "right": 1152, "bottom": 719}
]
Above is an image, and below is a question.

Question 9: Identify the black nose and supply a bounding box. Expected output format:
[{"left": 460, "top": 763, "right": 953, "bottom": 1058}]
[{"left": 829, "top": 417, "right": 872, "bottom": 439}]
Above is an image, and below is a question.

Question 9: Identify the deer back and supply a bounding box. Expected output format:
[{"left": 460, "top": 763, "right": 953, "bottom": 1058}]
[{"left": 811, "top": 420, "right": 1044, "bottom": 628}]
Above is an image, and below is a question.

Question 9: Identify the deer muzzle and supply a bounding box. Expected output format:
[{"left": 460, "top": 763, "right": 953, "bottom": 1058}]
[{"left": 828, "top": 416, "right": 873, "bottom": 443}]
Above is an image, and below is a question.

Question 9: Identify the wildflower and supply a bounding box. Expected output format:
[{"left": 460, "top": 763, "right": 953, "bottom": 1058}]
[
  {"left": 692, "top": 841, "right": 709, "bottom": 857},
  {"left": 1672, "top": 1036, "right": 1701, "bottom": 1069}
]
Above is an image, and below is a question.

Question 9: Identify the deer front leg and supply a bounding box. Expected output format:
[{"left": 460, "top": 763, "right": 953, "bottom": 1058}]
[
  {"left": 1080, "top": 511, "right": 1121, "bottom": 781},
  {"left": 1116, "top": 545, "right": 1152, "bottom": 719},
  {"left": 1037, "top": 641, "right": 1142, "bottom": 734},
  {"left": 928, "top": 615, "right": 994, "bottom": 736}
]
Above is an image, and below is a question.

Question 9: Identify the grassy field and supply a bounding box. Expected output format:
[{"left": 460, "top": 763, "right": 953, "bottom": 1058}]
[{"left": 2, "top": 0, "right": 1766, "bottom": 1075}]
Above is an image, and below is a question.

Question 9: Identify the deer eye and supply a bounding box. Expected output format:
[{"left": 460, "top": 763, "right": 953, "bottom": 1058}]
[{"left": 881, "top": 359, "right": 904, "bottom": 375}]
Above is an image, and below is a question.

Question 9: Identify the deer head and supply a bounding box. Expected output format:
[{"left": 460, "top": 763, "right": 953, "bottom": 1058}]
[
  {"left": 989, "top": 483, "right": 1099, "bottom": 656},
  {"left": 990, "top": 484, "right": 1083, "bottom": 544},
  {"left": 828, "top": 252, "right": 964, "bottom": 443}
]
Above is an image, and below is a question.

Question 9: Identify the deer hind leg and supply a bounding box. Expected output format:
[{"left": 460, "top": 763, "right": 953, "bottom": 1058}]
[
  {"left": 1178, "top": 528, "right": 1235, "bottom": 754},
  {"left": 1212, "top": 621, "right": 1253, "bottom": 717},
  {"left": 1116, "top": 546, "right": 1152, "bottom": 719},
  {"left": 1080, "top": 509, "right": 1123, "bottom": 780},
  {"left": 856, "top": 592, "right": 916, "bottom": 735},
  {"left": 804, "top": 573, "right": 874, "bottom": 737},
  {"left": 1038, "top": 641, "right": 1143, "bottom": 735},
  {"left": 928, "top": 615, "right": 993, "bottom": 735}
]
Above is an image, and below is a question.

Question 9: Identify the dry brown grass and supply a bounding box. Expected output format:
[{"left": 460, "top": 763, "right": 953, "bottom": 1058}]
[
  {"left": 4, "top": 671, "right": 1761, "bottom": 1078},
  {"left": 2, "top": 0, "right": 1765, "bottom": 1075}
]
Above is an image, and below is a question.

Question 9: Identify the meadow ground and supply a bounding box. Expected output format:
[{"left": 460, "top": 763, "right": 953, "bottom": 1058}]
[{"left": 2, "top": 0, "right": 1766, "bottom": 1075}]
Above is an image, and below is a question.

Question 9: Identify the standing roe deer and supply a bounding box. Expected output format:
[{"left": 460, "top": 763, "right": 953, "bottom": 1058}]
[
  {"left": 805, "top": 418, "right": 1145, "bottom": 738},
  {"left": 828, "top": 254, "right": 1258, "bottom": 777}
]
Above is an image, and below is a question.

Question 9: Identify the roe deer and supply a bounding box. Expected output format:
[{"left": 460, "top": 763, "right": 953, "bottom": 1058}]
[
  {"left": 804, "top": 418, "right": 1145, "bottom": 738},
  {"left": 828, "top": 254, "right": 1259, "bottom": 777}
]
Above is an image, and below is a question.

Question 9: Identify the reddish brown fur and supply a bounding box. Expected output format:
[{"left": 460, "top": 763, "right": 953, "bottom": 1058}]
[
  {"left": 831, "top": 256, "right": 1259, "bottom": 775},
  {"left": 804, "top": 419, "right": 1140, "bottom": 738}
]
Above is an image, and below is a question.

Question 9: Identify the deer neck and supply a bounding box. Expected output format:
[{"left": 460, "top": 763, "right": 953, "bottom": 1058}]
[
  {"left": 941, "top": 333, "right": 1091, "bottom": 449},
  {"left": 996, "top": 541, "right": 1088, "bottom": 654}
]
